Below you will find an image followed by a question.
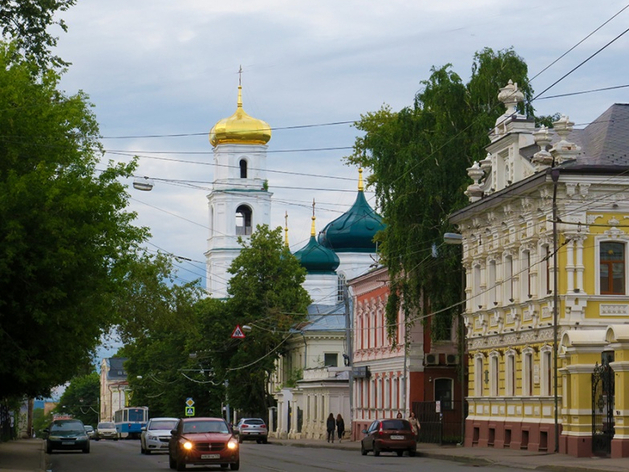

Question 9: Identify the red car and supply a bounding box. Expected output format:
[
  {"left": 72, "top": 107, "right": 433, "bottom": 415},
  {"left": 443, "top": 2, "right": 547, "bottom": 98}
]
[
  {"left": 361, "top": 418, "right": 416, "bottom": 457},
  {"left": 168, "top": 417, "right": 239, "bottom": 470}
]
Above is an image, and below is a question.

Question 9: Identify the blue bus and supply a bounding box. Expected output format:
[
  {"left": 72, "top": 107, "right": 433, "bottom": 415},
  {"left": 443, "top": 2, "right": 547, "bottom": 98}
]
[{"left": 114, "top": 407, "right": 148, "bottom": 439}]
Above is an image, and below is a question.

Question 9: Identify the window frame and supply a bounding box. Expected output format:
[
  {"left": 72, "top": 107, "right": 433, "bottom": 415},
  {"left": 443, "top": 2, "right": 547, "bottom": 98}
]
[{"left": 598, "top": 240, "right": 626, "bottom": 295}]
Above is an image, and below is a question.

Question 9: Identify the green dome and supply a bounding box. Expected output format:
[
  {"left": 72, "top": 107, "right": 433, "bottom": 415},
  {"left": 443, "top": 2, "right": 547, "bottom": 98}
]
[
  {"left": 318, "top": 190, "right": 384, "bottom": 253},
  {"left": 294, "top": 236, "right": 340, "bottom": 274}
]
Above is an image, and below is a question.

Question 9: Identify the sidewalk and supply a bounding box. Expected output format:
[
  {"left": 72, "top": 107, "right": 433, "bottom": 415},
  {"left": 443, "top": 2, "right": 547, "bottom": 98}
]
[
  {"left": 0, "top": 439, "right": 45, "bottom": 472},
  {"left": 271, "top": 437, "right": 629, "bottom": 472}
]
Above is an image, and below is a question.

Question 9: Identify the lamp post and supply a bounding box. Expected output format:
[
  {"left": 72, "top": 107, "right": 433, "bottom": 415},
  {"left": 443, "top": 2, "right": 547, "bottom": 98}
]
[
  {"left": 443, "top": 232, "right": 466, "bottom": 445},
  {"left": 551, "top": 167, "right": 560, "bottom": 453}
]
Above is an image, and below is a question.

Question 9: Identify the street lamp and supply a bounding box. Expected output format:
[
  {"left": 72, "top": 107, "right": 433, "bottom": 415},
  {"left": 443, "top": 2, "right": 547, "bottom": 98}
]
[{"left": 444, "top": 232, "right": 465, "bottom": 445}]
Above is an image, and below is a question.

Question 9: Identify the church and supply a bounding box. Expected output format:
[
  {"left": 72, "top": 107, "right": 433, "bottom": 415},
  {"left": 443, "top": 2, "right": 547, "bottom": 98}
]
[{"left": 204, "top": 80, "right": 385, "bottom": 438}]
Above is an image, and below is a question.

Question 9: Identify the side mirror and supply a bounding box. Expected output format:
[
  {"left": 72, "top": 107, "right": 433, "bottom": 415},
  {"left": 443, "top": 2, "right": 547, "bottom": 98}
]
[
  {"left": 43, "top": 428, "right": 49, "bottom": 434},
  {"left": 141, "top": 426, "right": 146, "bottom": 431},
  {"left": 171, "top": 429, "right": 177, "bottom": 435}
]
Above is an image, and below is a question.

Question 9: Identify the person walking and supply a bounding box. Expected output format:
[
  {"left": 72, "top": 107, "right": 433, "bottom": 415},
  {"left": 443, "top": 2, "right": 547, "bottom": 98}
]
[
  {"left": 336, "top": 414, "right": 345, "bottom": 443},
  {"left": 326, "top": 413, "right": 336, "bottom": 443},
  {"left": 408, "top": 411, "right": 420, "bottom": 441}
]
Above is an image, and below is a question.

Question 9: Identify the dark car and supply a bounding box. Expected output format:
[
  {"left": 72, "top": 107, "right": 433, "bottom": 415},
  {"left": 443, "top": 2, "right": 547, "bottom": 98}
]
[
  {"left": 360, "top": 418, "right": 416, "bottom": 457},
  {"left": 44, "top": 419, "right": 90, "bottom": 454},
  {"left": 234, "top": 417, "right": 268, "bottom": 444},
  {"left": 168, "top": 417, "right": 239, "bottom": 470}
]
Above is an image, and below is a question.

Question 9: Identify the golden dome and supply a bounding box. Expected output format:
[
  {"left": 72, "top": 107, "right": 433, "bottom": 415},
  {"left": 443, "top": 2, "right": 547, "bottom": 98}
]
[{"left": 209, "top": 85, "right": 271, "bottom": 147}]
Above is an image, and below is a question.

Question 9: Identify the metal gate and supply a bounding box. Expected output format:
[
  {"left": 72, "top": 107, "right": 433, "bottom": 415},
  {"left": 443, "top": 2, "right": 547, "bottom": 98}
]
[{"left": 592, "top": 361, "right": 615, "bottom": 456}]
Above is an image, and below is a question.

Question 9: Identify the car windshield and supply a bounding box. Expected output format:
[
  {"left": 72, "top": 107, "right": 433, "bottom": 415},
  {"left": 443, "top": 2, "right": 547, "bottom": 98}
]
[
  {"left": 244, "top": 419, "right": 264, "bottom": 425},
  {"left": 84, "top": 426, "right": 94, "bottom": 431},
  {"left": 183, "top": 421, "right": 229, "bottom": 434},
  {"left": 150, "top": 420, "right": 178, "bottom": 430},
  {"left": 98, "top": 422, "right": 115, "bottom": 429},
  {"left": 51, "top": 421, "right": 84, "bottom": 432},
  {"left": 381, "top": 420, "right": 411, "bottom": 431}
]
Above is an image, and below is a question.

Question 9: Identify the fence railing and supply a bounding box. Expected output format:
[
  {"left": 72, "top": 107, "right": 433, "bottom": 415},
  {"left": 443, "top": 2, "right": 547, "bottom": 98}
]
[{"left": 412, "top": 400, "right": 466, "bottom": 445}]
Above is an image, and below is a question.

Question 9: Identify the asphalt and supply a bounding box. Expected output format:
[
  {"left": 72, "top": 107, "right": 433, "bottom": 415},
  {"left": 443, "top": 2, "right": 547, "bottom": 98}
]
[{"left": 1, "top": 437, "right": 628, "bottom": 472}]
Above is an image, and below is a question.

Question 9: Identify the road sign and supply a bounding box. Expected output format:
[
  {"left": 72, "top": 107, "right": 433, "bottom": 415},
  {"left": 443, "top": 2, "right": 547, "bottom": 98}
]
[
  {"left": 185, "top": 406, "right": 195, "bottom": 417},
  {"left": 231, "top": 325, "right": 246, "bottom": 339},
  {"left": 186, "top": 397, "right": 195, "bottom": 407}
]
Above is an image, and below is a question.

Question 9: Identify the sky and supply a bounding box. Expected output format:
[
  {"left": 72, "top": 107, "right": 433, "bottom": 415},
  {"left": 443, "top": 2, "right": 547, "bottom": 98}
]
[{"left": 51, "top": 1, "right": 629, "bottom": 305}]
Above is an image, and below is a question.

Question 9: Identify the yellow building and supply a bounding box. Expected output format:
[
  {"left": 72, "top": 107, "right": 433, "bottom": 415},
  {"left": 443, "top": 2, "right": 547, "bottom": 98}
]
[{"left": 450, "top": 82, "right": 629, "bottom": 458}]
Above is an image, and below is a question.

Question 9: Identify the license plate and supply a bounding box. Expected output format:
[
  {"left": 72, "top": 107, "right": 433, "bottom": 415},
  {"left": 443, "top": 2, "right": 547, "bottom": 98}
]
[
  {"left": 390, "top": 435, "right": 404, "bottom": 440},
  {"left": 201, "top": 454, "right": 220, "bottom": 460},
  {"left": 61, "top": 441, "right": 75, "bottom": 445}
]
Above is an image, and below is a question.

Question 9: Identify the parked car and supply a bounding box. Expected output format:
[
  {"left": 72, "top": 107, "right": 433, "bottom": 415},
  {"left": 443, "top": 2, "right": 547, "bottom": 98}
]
[
  {"left": 44, "top": 419, "right": 90, "bottom": 454},
  {"left": 360, "top": 418, "right": 416, "bottom": 457},
  {"left": 169, "top": 417, "right": 239, "bottom": 471},
  {"left": 95, "top": 421, "right": 118, "bottom": 440},
  {"left": 84, "top": 425, "right": 95, "bottom": 439},
  {"left": 234, "top": 417, "right": 268, "bottom": 444},
  {"left": 141, "top": 417, "right": 178, "bottom": 454}
]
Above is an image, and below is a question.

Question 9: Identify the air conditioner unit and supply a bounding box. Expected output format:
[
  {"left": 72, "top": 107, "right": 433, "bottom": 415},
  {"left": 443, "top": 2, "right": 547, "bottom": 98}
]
[
  {"left": 446, "top": 354, "right": 459, "bottom": 365},
  {"left": 425, "top": 353, "right": 438, "bottom": 366}
]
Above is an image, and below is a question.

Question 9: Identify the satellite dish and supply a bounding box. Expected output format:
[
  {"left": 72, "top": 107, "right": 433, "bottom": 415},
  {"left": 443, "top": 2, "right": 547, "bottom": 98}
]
[{"left": 133, "top": 176, "right": 154, "bottom": 191}]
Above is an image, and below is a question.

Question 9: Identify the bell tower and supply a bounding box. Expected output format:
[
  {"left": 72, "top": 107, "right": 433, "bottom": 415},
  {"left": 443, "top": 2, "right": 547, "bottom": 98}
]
[{"left": 205, "top": 76, "right": 272, "bottom": 298}]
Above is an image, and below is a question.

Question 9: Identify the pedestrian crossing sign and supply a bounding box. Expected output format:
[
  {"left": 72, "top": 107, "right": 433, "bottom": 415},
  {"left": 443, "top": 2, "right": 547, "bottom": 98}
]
[
  {"left": 231, "top": 325, "right": 246, "bottom": 339},
  {"left": 185, "top": 406, "right": 195, "bottom": 417}
]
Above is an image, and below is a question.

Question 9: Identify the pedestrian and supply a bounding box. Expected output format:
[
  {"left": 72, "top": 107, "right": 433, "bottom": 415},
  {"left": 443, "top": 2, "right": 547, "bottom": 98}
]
[
  {"left": 408, "top": 411, "right": 420, "bottom": 441},
  {"left": 396, "top": 411, "right": 403, "bottom": 418},
  {"left": 336, "top": 414, "right": 345, "bottom": 443},
  {"left": 326, "top": 413, "right": 336, "bottom": 443}
]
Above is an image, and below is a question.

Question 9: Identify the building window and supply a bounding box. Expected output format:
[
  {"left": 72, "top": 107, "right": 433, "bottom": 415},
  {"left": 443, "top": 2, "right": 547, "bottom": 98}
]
[
  {"left": 475, "top": 356, "right": 484, "bottom": 396},
  {"left": 505, "top": 352, "right": 516, "bottom": 396},
  {"left": 543, "top": 244, "right": 551, "bottom": 294},
  {"left": 324, "top": 353, "right": 338, "bottom": 367},
  {"left": 522, "top": 249, "right": 531, "bottom": 298},
  {"left": 523, "top": 351, "right": 533, "bottom": 396},
  {"left": 239, "top": 159, "right": 247, "bottom": 178},
  {"left": 600, "top": 242, "right": 625, "bottom": 294},
  {"left": 474, "top": 264, "right": 482, "bottom": 308},
  {"left": 505, "top": 255, "right": 514, "bottom": 302},
  {"left": 434, "top": 378, "right": 453, "bottom": 410},
  {"left": 337, "top": 273, "right": 346, "bottom": 302},
  {"left": 540, "top": 349, "right": 552, "bottom": 396},
  {"left": 488, "top": 260, "right": 496, "bottom": 306},
  {"left": 235, "top": 205, "right": 252, "bottom": 235},
  {"left": 490, "top": 353, "right": 499, "bottom": 396}
]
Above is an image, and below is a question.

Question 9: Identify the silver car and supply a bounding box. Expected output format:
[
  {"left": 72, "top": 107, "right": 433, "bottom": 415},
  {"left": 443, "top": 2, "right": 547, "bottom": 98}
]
[
  {"left": 140, "top": 417, "right": 179, "bottom": 454},
  {"left": 95, "top": 421, "right": 118, "bottom": 440},
  {"left": 235, "top": 417, "right": 268, "bottom": 444}
]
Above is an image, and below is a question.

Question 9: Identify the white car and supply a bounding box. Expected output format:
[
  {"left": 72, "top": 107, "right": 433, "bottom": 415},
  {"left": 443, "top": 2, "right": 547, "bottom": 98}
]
[
  {"left": 95, "top": 421, "right": 118, "bottom": 440},
  {"left": 140, "top": 417, "right": 179, "bottom": 454}
]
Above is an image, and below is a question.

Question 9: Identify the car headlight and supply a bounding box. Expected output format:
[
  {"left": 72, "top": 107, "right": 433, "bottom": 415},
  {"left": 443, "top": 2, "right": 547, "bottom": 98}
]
[
  {"left": 183, "top": 441, "right": 193, "bottom": 450},
  {"left": 227, "top": 439, "right": 238, "bottom": 450},
  {"left": 79, "top": 435, "right": 88, "bottom": 440},
  {"left": 147, "top": 434, "right": 157, "bottom": 440},
  {"left": 49, "top": 435, "right": 62, "bottom": 440}
]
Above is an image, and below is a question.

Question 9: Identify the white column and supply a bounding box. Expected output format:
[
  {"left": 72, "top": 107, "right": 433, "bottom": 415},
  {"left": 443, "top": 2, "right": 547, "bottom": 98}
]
[{"left": 566, "top": 238, "right": 575, "bottom": 292}]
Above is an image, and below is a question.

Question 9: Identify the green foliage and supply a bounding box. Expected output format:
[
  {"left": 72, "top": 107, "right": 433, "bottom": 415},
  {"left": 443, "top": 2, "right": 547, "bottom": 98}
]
[
  {"left": 32, "top": 406, "right": 53, "bottom": 438},
  {"left": 54, "top": 372, "right": 100, "bottom": 426},
  {"left": 0, "top": 44, "right": 148, "bottom": 399},
  {"left": 345, "top": 47, "right": 543, "bottom": 340},
  {"left": 197, "top": 225, "right": 311, "bottom": 417},
  {"left": 0, "top": 0, "right": 76, "bottom": 69}
]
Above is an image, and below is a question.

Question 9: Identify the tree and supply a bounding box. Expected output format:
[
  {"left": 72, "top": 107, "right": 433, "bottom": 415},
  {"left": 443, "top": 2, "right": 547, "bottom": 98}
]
[
  {"left": 0, "top": 43, "right": 148, "bottom": 399},
  {"left": 345, "top": 48, "right": 540, "bottom": 339},
  {"left": 54, "top": 372, "right": 99, "bottom": 426},
  {"left": 198, "top": 225, "right": 311, "bottom": 417},
  {"left": 0, "top": 0, "right": 76, "bottom": 69}
]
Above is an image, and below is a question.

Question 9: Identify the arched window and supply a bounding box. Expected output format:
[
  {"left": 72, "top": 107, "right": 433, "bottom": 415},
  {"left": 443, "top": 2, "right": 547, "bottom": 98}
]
[
  {"left": 235, "top": 205, "right": 252, "bottom": 235},
  {"left": 239, "top": 159, "right": 247, "bottom": 178}
]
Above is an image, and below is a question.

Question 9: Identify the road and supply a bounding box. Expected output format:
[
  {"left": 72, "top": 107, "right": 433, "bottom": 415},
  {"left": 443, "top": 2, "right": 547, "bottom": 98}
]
[{"left": 46, "top": 439, "right": 534, "bottom": 472}]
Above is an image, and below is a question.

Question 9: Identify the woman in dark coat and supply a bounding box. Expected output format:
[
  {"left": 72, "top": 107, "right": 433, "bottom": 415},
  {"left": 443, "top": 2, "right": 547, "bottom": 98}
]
[
  {"left": 326, "top": 413, "right": 335, "bottom": 443},
  {"left": 336, "top": 414, "right": 345, "bottom": 443}
]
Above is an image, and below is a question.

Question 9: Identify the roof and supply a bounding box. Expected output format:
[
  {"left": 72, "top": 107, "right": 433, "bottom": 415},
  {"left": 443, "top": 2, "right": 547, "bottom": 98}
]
[
  {"left": 293, "top": 235, "right": 340, "bottom": 274},
  {"left": 292, "top": 303, "right": 346, "bottom": 332},
  {"left": 575, "top": 103, "right": 629, "bottom": 166},
  {"left": 318, "top": 190, "right": 385, "bottom": 253}
]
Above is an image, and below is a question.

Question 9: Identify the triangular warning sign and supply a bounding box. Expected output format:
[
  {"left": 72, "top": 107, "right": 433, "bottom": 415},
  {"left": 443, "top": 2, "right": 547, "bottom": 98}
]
[{"left": 231, "top": 325, "right": 246, "bottom": 339}]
